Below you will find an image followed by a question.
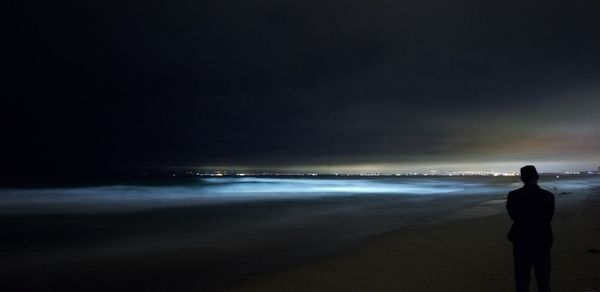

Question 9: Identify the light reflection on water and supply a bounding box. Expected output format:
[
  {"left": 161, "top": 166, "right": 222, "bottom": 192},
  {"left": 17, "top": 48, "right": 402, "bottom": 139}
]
[
  {"left": 201, "top": 177, "right": 475, "bottom": 194},
  {"left": 0, "top": 176, "right": 597, "bottom": 214}
]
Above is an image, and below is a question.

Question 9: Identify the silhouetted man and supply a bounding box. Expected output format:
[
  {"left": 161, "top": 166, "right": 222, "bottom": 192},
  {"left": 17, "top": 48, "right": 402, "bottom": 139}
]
[{"left": 507, "top": 165, "right": 555, "bottom": 292}]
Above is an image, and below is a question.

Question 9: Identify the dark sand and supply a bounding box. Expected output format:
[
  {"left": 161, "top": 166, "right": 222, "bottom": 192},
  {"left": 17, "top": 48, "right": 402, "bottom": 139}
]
[
  {"left": 0, "top": 192, "right": 503, "bottom": 291},
  {"left": 233, "top": 190, "right": 600, "bottom": 292}
]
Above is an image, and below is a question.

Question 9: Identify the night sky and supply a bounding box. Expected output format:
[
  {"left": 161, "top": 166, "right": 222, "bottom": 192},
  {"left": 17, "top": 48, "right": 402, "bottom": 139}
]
[{"left": 4, "top": 0, "right": 600, "bottom": 175}]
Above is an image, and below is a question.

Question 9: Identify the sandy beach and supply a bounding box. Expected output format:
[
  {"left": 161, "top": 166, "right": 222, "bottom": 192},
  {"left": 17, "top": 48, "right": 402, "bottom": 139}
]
[{"left": 233, "top": 188, "right": 600, "bottom": 292}]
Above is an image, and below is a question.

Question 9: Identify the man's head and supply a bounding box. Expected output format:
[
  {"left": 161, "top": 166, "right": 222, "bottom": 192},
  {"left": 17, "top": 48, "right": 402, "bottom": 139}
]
[{"left": 520, "top": 165, "right": 539, "bottom": 185}]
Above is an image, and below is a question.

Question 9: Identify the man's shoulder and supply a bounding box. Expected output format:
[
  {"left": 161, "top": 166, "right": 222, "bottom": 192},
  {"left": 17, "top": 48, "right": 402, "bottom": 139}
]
[
  {"left": 538, "top": 187, "right": 555, "bottom": 198},
  {"left": 508, "top": 188, "right": 525, "bottom": 195},
  {"left": 508, "top": 186, "right": 554, "bottom": 197}
]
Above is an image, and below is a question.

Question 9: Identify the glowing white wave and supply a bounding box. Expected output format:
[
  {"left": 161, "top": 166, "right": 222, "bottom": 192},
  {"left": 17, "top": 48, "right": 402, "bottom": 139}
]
[{"left": 201, "top": 177, "right": 466, "bottom": 194}]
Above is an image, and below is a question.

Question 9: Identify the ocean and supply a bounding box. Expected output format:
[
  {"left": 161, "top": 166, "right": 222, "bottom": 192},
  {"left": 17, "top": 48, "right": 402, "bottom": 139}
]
[{"left": 1, "top": 175, "right": 597, "bottom": 291}]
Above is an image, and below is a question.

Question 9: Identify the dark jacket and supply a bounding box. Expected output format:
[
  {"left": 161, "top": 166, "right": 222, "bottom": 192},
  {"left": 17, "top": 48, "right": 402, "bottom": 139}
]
[{"left": 506, "top": 185, "right": 555, "bottom": 247}]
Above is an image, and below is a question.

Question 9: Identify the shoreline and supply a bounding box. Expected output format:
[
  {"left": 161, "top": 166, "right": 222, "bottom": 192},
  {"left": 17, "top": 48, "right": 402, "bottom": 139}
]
[
  {"left": 0, "top": 193, "right": 506, "bottom": 291},
  {"left": 232, "top": 191, "right": 600, "bottom": 292}
]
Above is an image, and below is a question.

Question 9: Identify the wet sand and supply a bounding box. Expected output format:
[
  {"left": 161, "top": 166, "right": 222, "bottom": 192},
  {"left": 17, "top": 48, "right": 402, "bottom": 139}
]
[
  {"left": 0, "top": 193, "right": 504, "bottom": 291},
  {"left": 233, "top": 190, "right": 600, "bottom": 292}
]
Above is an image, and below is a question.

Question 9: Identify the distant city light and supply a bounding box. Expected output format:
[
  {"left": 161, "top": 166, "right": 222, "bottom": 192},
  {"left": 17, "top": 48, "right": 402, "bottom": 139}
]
[{"left": 148, "top": 166, "right": 600, "bottom": 178}]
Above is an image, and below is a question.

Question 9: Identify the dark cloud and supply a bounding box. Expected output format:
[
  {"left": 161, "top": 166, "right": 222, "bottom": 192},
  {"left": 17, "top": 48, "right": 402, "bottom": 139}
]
[{"left": 3, "top": 0, "right": 600, "bottom": 174}]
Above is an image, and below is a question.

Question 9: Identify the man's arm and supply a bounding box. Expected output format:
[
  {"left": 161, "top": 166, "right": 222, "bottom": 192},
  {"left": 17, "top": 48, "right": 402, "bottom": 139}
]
[
  {"left": 506, "top": 191, "right": 519, "bottom": 221},
  {"left": 546, "top": 192, "right": 555, "bottom": 222}
]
